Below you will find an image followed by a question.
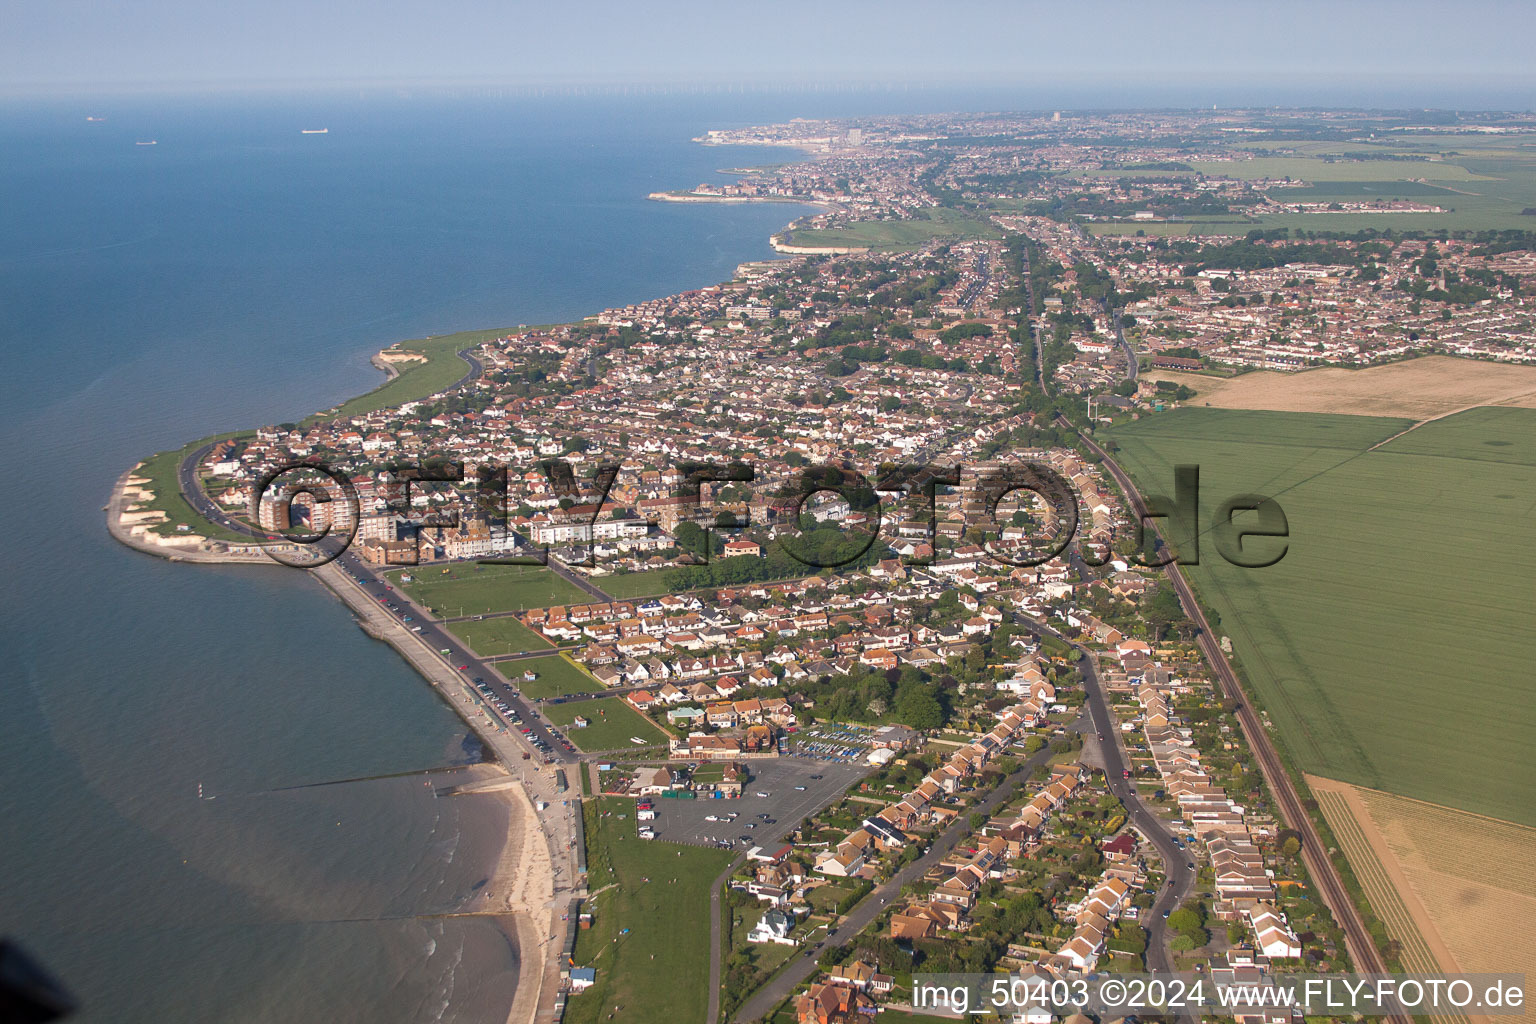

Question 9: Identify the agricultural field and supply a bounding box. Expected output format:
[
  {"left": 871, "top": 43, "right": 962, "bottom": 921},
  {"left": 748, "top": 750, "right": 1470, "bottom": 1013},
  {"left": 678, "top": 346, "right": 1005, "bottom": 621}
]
[
  {"left": 1146, "top": 356, "right": 1536, "bottom": 420},
  {"left": 383, "top": 562, "right": 588, "bottom": 616},
  {"left": 1104, "top": 407, "right": 1536, "bottom": 825},
  {"left": 446, "top": 614, "right": 551, "bottom": 657},
  {"left": 1089, "top": 136, "right": 1536, "bottom": 234},
  {"left": 1308, "top": 778, "right": 1460, "bottom": 984},
  {"left": 1310, "top": 776, "right": 1536, "bottom": 998},
  {"left": 1189, "top": 155, "right": 1495, "bottom": 183},
  {"left": 564, "top": 798, "right": 734, "bottom": 1024},
  {"left": 542, "top": 697, "right": 668, "bottom": 752},
  {"left": 778, "top": 207, "right": 1002, "bottom": 252},
  {"left": 500, "top": 653, "right": 604, "bottom": 699}
]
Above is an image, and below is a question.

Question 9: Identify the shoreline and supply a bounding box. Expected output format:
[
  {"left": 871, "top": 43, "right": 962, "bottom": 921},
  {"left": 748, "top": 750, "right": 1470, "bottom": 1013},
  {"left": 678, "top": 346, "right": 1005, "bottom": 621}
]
[
  {"left": 106, "top": 457, "right": 569, "bottom": 1024},
  {"left": 103, "top": 161, "right": 828, "bottom": 1020}
]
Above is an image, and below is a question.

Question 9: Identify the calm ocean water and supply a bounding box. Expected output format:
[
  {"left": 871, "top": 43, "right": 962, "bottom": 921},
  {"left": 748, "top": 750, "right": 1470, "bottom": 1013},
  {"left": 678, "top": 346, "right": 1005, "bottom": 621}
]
[{"left": 0, "top": 90, "right": 824, "bottom": 1023}]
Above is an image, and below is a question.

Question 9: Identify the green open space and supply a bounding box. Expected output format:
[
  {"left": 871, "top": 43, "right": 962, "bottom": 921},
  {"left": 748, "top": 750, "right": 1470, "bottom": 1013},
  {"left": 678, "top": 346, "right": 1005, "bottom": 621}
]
[
  {"left": 779, "top": 207, "right": 1003, "bottom": 252},
  {"left": 500, "top": 654, "right": 603, "bottom": 699},
  {"left": 307, "top": 326, "right": 512, "bottom": 424},
  {"left": 592, "top": 569, "right": 675, "bottom": 599},
  {"left": 1104, "top": 407, "right": 1536, "bottom": 825},
  {"left": 384, "top": 562, "right": 589, "bottom": 616},
  {"left": 543, "top": 697, "right": 668, "bottom": 752},
  {"left": 564, "top": 798, "right": 734, "bottom": 1024},
  {"left": 446, "top": 615, "right": 552, "bottom": 657},
  {"left": 1190, "top": 156, "right": 1494, "bottom": 183},
  {"left": 1078, "top": 143, "right": 1536, "bottom": 234},
  {"left": 131, "top": 436, "right": 252, "bottom": 542}
]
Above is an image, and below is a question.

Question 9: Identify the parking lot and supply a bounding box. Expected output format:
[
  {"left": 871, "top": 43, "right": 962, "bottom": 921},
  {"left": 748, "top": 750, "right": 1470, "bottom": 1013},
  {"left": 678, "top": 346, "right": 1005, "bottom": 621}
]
[
  {"left": 789, "top": 722, "right": 878, "bottom": 763},
  {"left": 641, "top": 757, "right": 871, "bottom": 850}
]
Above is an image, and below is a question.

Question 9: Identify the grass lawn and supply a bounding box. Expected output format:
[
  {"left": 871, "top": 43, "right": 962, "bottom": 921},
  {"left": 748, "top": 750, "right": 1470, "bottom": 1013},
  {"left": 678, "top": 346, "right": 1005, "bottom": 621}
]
[
  {"left": 543, "top": 697, "right": 668, "bottom": 752},
  {"left": 501, "top": 654, "right": 604, "bottom": 699},
  {"left": 131, "top": 437, "right": 253, "bottom": 542},
  {"left": 565, "top": 798, "right": 734, "bottom": 1024},
  {"left": 384, "top": 562, "right": 588, "bottom": 616},
  {"left": 595, "top": 569, "right": 675, "bottom": 599},
  {"left": 446, "top": 615, "right": 551, "bottom": 657},
  {"left": 780, "top": 208, "right": 1002, "bottom": 252},
  {"left": 1105, "top": 407, "right": 1536, "bottom": 825},
  {"left": 307, "top": 326, "right": 512, "bottom": 424}
]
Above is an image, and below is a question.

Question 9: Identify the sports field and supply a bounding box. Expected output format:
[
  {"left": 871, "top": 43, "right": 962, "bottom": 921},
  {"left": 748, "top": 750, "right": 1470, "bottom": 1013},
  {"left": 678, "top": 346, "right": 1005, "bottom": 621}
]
[
  {"left": 542, "top": 697, "right": 668, "bottom": 752},
  {"left": 501, "top": 654, "right": 603, "bottom": 700},
  {"left": 1105, "top": 407, "right": 1536, "bottom": 825},
  {"left": 446, "top": 614, "right": 551, "bottom": 656},
  {"left": 594, "top": 569, "right": 674, "bottom": 599},
  {"left": 383, "top": 562, "right": 588, "bottom": 615},
  {"left": 564, "top": 798, "right": 734, "bottom": 1024}
]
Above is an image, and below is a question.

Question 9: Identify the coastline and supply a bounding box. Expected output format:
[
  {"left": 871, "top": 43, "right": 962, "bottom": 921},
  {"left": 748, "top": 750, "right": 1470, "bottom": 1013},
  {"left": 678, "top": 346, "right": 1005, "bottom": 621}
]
[
  {"left": 105, "top": 421, "right": 569, "bottom": 1024},
  {"left": 312, "top": 559, "right": 568, "bottom": 1024},
  {"left": 103, "top": 156, "right": 824, "bottom": 1020}
]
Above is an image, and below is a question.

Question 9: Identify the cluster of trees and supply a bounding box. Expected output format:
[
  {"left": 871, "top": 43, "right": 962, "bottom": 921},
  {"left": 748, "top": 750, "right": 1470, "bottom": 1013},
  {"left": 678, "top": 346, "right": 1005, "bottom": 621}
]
[{"left": 1166, "top": 899, "right": 1211, "bottom": 952}]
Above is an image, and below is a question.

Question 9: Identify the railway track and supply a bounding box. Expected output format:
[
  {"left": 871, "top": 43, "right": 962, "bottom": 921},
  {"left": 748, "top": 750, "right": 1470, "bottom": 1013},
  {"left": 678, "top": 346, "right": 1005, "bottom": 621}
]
[{"left": 1067, "top": 419, "right": 1407, "bottom": 1023}]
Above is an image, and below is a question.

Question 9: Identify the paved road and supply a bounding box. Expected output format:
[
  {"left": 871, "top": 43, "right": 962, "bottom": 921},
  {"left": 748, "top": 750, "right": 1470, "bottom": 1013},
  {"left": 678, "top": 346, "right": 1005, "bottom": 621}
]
[
  {"left": 333, "top": 549, "right": 582, "bottom": 765},
  {"left": 1069, "top": 421, "right": 1403, "bottom": 1011},
  {"left": 1101, "top": 299, "right": 1137, "bottom": 382},
  {"left": 172, "top": 344, "right": 595, "bottom": 768},
  {"left": 730, "top": 734, "right": 1077, "bottom": 1024},
  {"left": 1011, "top": 616, "right": 1194, "bottom": 978}
]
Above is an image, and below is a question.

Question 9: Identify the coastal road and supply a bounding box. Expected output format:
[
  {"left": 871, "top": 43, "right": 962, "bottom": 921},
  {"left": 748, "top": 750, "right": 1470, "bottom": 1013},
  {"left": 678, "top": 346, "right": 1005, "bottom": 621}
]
[
  {"left": 729, "top": 733, "right": 1078, "bottom": 1024},
  {"left": 1068, "top": 421, "right": 1401, "bottom": 997},
  {"left": 333, "top": 550, "right": 582, "bottom": 766}
]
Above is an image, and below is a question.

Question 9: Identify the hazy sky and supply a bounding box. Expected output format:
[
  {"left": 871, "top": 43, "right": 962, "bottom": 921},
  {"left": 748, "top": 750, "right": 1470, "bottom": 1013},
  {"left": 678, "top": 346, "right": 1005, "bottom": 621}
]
[{"left": 6, "top": 0, "right": 1535, "bottom": 96}]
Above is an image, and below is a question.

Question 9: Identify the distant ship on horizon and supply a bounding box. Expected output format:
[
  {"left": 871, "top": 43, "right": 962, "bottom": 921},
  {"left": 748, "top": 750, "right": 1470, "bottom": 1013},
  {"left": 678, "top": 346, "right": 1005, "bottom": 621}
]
[{"left": 300, "top": 128, "right": 329, "bottom": 135}]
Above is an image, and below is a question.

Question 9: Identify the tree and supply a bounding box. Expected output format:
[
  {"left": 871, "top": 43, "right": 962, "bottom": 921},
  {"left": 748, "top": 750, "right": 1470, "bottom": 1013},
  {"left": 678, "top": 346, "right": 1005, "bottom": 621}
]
[
  {"left": 1166, "top": 908, "right": 1203, "bottom": 935},
  {"left": 894, "top": 688, "right": 944, "bottom": 730}
]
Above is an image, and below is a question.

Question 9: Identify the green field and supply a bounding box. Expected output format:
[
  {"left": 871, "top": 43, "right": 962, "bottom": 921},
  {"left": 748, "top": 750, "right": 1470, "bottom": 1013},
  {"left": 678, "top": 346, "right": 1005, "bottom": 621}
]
[
  {"left": 501, "top": 654, "right": 604, "bottom": 699},
  {"left": 594, "top": 569, "right": 675, "bottom": 599},
  {"left": 779, "top": 207, "right": 1002, "bottom": 252},
  {"left": 1105, "top": 407, "right": 1536, "bottom": 825},
  {"left": 384, "top": 562, "right": 588, "bottom": 615},
  {"left": 1078, "top": 141, "right": 1536, "bottom": 234},
  {"left": 543, "top": 697, "right": 668, "bottom": 752},
  {"left": 132, "top": 437, "right": 252, "bottom": 542},
  {"left": 1189, "top": 156, "right": 1494, "bottom": 183},
  {"left": 308, "top": 326, "right": 511, "bottom": 424},
  {"left": 446, "top": 615, "right": 551, "bottom": 657},
  {"left": 565, "top": 798, "right": 735, "bottom": 1024}
]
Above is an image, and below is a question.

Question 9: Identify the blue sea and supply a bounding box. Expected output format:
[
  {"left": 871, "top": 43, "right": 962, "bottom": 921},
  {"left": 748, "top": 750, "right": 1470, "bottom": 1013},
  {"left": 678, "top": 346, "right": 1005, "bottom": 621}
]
[{"left": 0, "top": 89, "right": 832, "bottom": 1024}]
